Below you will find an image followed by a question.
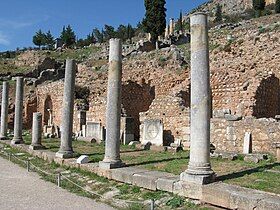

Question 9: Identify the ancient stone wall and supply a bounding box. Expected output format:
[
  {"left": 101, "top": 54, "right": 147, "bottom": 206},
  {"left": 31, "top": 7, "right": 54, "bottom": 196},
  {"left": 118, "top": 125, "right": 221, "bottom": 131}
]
[
  {"left": 36, "top": 81, "right": 64, "bottom": 127},
  {"left": 139, "top": 95, "right": 190, "bottom": 146},
  {"left": 211, "top": 117, "right": 279, "bottom": 155}
]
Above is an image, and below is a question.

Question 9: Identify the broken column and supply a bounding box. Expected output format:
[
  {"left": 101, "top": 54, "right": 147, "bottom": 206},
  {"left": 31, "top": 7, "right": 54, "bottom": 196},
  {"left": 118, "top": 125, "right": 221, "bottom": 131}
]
[
  {"left": 99, "top": 39, "right": 124, "bottom": 169},
  {"left": 180, "top": 13, "right": 215, "bottom": 184},
  {"left": 29, "top": 112, "right": 45, "bottom": 150},
  {"left": 56, "top": 59, "right": 76, "bottom": 158},
  {"left": 11, "top": 77, "right": 24, "bottom": 144},
  {"left": 0, "top": 81, "right": 9, "bottom": 140}
]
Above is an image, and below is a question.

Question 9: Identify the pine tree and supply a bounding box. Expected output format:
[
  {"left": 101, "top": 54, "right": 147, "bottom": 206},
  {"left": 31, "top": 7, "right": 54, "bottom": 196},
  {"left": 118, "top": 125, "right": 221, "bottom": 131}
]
[
  {"left": 32, "top": 29, "right": 46, "bottom": 49},
  {"left": 126, "top": 24, "right": 134, "bottom": 41},
  {"left": 276, "top": 0, "right": 280, "bottom": 13},
  {"left": 60, "top": 25, "right": 76, "bottom": 47},
  {"left": 45, "top": 30, "right": 55, "bottom": 49},
  {"left": 142, "top": 0, "right": 167, "bottom": 43},
  {"left": 103, "top": 25, "right": 116, "bottom": 41},
  {"left": 215, "top": 4, "right": 223, "bottom": 22},
  {"left": 92, "top": 28, "right": 104, "bottom": 43},
  {"left": 252, "top": 0, "right": 266, "bottom": 17},
  {"left": 178, "top": 10, "right": 183, "bottom": 32}
]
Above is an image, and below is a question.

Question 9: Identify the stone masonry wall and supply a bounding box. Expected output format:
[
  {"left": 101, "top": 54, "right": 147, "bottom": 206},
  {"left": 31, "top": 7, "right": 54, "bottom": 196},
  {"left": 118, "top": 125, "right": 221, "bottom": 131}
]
[
  {"left": 140, "top": 95, "right": 190, "bottom": 146},
  {"left": 211, "top": 118, "right": 279, "bottom": 155}
]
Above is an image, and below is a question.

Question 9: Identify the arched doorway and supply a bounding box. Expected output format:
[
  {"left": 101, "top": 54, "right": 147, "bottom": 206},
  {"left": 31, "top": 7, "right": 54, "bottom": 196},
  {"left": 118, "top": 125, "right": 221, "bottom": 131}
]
[{"left": 43, "top": 95, "right": 53, "bottom": 126}]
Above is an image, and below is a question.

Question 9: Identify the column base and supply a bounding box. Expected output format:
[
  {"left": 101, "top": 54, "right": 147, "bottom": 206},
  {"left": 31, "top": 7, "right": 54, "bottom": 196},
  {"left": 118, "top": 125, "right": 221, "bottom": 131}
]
[
  {"left": 55, "top": 150, "right": 74, "bottom": 159},
  {"left": 180, "top": 171, "right": 216, "bottom": 185},
  {"left": 11, "top": 138, "right": 24, "bottom": 145},
  {"left": 29, "top": 144, "right": 46, "bottom": 150},
  {"left": 0, "top": 136, "right": 9, "bottom": 140},
  {"left": 99, "top": 160, "right": 125, "bottom": 170}
]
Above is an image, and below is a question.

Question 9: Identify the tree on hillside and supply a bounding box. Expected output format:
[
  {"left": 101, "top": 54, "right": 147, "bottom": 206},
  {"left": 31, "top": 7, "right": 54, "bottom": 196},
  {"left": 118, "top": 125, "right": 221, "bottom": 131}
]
[
  {"left": 93, "top": 28, "right": 104, "bottom": 43},
  {"left": 103, "top": 25, "right": 117, "bottom": 41},
  {"left": 126, "top": 24, "right": 134, "bottom": 42},
  {"left": 45, "top": 30, "right": 55, "bottom": 49},
  {"left": 117, "top": 24, "right": 127, "bottom": 41},
  {"left": 252, "top": 0, "right": 266, "bottom": 17},
  {"left": 142, "top": 0, "right": 166, "bottom": 43},
  {"left": 276, "top": 0, "right": 280, "bottom": 13},
  {"left": 60, "top": 25, "right": 76, "bottom": 47},
  {"left": 178, "top": 10, "right": 183, "bottom": 31},
  {"left": 215, "top": 4, "right": 223, "bottom": 22},
  {"left": 32, "top": 29, "right": 46, "bottom": 49}
]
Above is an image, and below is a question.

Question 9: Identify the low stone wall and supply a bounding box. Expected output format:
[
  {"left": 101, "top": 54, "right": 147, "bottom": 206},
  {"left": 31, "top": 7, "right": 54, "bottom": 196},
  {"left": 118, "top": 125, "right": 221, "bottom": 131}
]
[{"left": 211, "top": 118, "right": 279, "bottom": 155}]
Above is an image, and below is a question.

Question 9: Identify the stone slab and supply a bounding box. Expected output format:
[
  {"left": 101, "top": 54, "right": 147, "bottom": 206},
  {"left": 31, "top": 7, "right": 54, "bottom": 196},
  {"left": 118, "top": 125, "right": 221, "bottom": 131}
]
[
  {"left": 29, "top": 145, "right": 46, "bottom": 150},
  {"left": 141, "top": 119, "right": 163, "bottom": 146},
  {"left": 156, "top": 176, "right": 180, "bottom": 192},
  {"left": 111, "top": 167, "right": 150, "bottom": 184},
  {"left": 202, "top": 182, "right": 280, "bottom": 210},
  {"left": 132, "top": 171, "right": 175, "bottom": 191},
  {"left": 77, "top": 155, "right": 89, "bottom": 164}
]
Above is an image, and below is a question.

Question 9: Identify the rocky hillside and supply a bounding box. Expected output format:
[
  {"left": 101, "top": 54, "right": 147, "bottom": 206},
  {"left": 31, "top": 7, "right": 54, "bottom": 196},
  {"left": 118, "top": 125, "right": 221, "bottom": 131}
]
[{"left": 186, "top": 0, "right": 276, "bottom": 19}]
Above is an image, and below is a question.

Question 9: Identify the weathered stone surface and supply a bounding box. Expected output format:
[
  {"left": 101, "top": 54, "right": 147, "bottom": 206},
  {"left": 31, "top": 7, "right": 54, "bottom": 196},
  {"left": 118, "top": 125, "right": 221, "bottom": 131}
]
[
  {"left": 156, "top": 176, "right": 180, "bottom": 192},
  {"left": 243, "top": 132, "right": 252, "bottom": 154},
  {"left": 182, "top": 13, "right": 214, "bottom": 184},
  {"left": 76, "top": 155, "right": 89, "bottom": 164},
  {"left": 132, "top": 171, "right": 174, "bottom": 191},
  {"left": 111, "top": 167, "right": 149, "bottom": 184},
  {"left": 141, "top": 119, "right": 163, "bottom": 146},
  {"left": 11, "top": 77, "right": 24, "bottom": 145},
  {"left": 29, "top": 112, "right": 45, "bottom": 150},
  {"left": 85, "top": 122, "right": 104, "bottom": 142},
  {"left": 244, "top": 154, "right": 268, "bottom": 163},
  {"left": 0, "top": 81, "right": 9, "bottom": 140},
  {"left": 56, "top": 59, "right": 76, "bottom": 158},
  {"left": 99, "top": 38, "right": 124, "bottom": 169}
]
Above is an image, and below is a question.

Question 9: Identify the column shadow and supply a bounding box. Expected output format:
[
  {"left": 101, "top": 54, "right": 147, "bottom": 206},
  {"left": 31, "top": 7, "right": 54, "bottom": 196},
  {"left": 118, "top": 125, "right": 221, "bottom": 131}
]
[{"left": 216, "top": 162, "right": 280, "bottom": 182}]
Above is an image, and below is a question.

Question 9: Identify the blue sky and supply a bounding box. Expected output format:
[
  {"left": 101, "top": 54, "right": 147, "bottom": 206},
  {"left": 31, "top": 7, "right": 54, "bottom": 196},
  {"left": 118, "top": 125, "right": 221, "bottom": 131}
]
[{"left": 0, "top": 0, "right": 207, "bottom": 52}]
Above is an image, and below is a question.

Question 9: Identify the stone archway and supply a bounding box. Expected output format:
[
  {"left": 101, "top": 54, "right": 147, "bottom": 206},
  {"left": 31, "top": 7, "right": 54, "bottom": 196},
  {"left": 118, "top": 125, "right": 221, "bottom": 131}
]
[{"left": 43, "top": 95, "right": 53, "bottom": 126}]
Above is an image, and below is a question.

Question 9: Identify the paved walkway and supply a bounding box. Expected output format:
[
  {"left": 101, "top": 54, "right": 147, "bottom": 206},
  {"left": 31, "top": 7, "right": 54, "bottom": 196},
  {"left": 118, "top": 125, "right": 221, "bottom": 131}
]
[{"left": 0, "top": 157, "right": 114, "bottom": 210}]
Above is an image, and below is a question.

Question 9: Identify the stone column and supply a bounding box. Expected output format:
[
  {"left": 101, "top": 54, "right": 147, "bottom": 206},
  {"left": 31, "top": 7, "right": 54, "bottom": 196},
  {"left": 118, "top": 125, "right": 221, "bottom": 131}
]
[
  {"left": 0, "top": 81, "right": 9, "bottom": 140},
  {"left": 99, "top": 39, "right": 124, "bottom": 169},
  {"left": 169, "top": 18, "right": 174, "bottom": 35},
  {"left": 180, "top": 13, "right": 215, "bottom": 184},
  {"left": 11, "top": 77, "right": 24, "bottom": 144},
  {"left": 29, "top": 112, "right": 45, "bottom": 150},
  {"left": 56, "top": 59, "right": 76, "bottom": 158}
]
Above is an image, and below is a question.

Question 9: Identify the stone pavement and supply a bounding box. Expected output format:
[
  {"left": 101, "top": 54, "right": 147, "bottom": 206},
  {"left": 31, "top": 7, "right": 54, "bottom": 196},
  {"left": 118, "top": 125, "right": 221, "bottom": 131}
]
[{"left": 0, "top": 156, "right": 114, "bottom": 210}]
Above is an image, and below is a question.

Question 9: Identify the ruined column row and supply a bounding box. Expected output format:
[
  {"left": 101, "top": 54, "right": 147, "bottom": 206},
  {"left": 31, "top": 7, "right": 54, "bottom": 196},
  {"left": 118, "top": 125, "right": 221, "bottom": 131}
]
[{"left": 0, "top": 12, "right": 214, "bottom": 185}]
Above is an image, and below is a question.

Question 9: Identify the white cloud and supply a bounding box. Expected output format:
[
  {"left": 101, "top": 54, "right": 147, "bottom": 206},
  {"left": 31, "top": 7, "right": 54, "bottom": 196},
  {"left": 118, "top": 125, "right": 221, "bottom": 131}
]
[
  {"left": 0, "top": 15, "right": 50, "bottom": 29},
  {"left": 0, "top": 19, "right": 34, "bottom": 29},
  {"left": 0, "top": 32, "right": 10, "bottom": 46}
]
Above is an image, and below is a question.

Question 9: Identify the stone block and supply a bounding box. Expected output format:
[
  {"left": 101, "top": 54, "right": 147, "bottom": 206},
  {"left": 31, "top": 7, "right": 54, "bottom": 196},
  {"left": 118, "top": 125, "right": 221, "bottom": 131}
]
[
  {"left": 77, "top": 136, "right": 96, "bottom": 143},
  {"left": 156, "top": 176, "right": 180, "bottom": 192},
  {"left": 85, "top": 122, "right": 104, "bottom": 142},
  {"left": 244, "top": 154, "right": 268, "bottom": 163},
  {"left": 141, "top": 119, "right": 163, "bottom": 146},
  {"left": 111, "top": 167, "right": 149, "bottom": 184},
  {"left": 275, "top": 143, "right": 280, "bottom": 162},
  {"left": 128, "top": 141, "right": 140, "bottom": 146},
  {"left": 243, "top": 132, "right": 252, "bottom": 154},
  {"left": 77, "top": 155, "right": 89, "bottom": 164},
  {"left": 225, "top": 114, "right": 242, "bottom": 121},
  {"left": 132, "top": 171, "right": 174, "bottom": 191},
  {"left": 29, "top": 145, "right": 46, "bottom": 151},
  {"left": 173, "top": 181, "right": 203, "bottom": 200}
]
